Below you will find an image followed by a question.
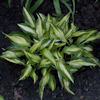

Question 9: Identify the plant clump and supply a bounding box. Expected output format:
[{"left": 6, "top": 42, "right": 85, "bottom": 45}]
[{"left": 1, "top": 7, "right": 100, "bottom": 99}]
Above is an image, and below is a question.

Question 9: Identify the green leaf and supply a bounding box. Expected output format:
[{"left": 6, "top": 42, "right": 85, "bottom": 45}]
[
  {"left": 82, "top": 32, "right": 100, "bottom": 44},
  {"left": 49, "top": 39, "right": 55, "bottom": 50},
  {"left": 8, "top": 0, "right": 11, "bottom": 7},
  {"left": 30, "top": 68, "right": 38, "bottom": 84},
  {"left": 82, "top": 45, "right": 93, "bottom": 52},
  {"left": 29, "top": 40, "right": 42, "bottom": 53},
  {"left": 3, "top": 58, "right": 25, "bottom": 65},
  {"left": 55, "top": 42, "right": 66, "bottom": 48},
  {"left": 57, "top": 61, "right": 74, "bottom": 83},
  {"left": 0, "top": 95, "right": 4, "bottom": 100},
  {"left": 46, "top": 14, "right": 51, "bottom": 31},
  {"left": 3, "top": 32, "right": 30, "bottom": 47},
  {"left": 23, "top": 7, "right": 35, "bottom": 28},
  {"left": 49, "top": 74, "right": 56, "bottom": 91},
  {"left": 1, "top": 51, "right": 17, "bottom": 58},
  {"left": 41, "top": 68, "right": 48, "bottom": 76},
  {"left": 42, "top": 48, "right": 56, "bottom": 66},
  {"left": 63, "top": 45, "right": 81, "bottom": 55},
  {"left": 29, "top": 0, "right": 44, "bottom": 13},
  {"left": 38, "top": 59, "right": 51, "bottom": 69},
  {"left": 63, "top": 78, "right": 75, "bottom": 95},
  {"left": 65, "top": 28, "right": 73, "bottom": 39},
  {"left": 53, "top": 0, "right": 62, "bottom": 16},
  {"left": 89, "top": 57, "right": 100, "bottom": 67},
  {"left": 18, "top": 23, "right": 37, "bottom": 36},
  {"left": 58, "top": 12, "right": 70, "bottom": 27},
  {"left": 19, "top": 64, "right": 32, "bottom": 81},
  {"left": 36, "top": 14, "right": 44, "bottom": 38},
  {"left": 68, "top": 58, "right": 96, "bottom": 68},
  {"left": 57, "top": 71, "right": 64, "bottom": 88},
  {"left": 39, "top": 73, "right": 50, "bottom": 99},
  {"left": 75, "top": 30, "right": 97, "bottom": 44},
  {"left": 72, "top": 30, "right": 87, "bottom": 37},
  {"left": 50, "top": 23, "right": 67, "bottom": 42},
  {"left": 24, "top": 51, "right": 41, "bottom": 63}
]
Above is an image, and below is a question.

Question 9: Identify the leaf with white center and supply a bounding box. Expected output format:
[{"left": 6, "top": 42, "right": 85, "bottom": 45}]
[
  {"left": 55, "top": 42, "right": 66, "bottom": 48},
  {"left": 75, "top": 30, "right": 97, "bottom": 44},
  {"left": 89, "top": 57, "right": 100, "bottom": 67},
  {"left": 82, "top": 32, "right": 100, "bottom": 44},
  {"left": 57, "top": 61, "right": 74, "bottom": 83},
  {"left": 57, "top": 71, "right": 64, "bottom": 88},
  {"left": 82, "top": 45, "right": 93, "bottom": 52},
  {"left": 39, "top": 40, "right": 51, "bottom": 50},
  {"left": 58, "top": 12, "right": 70, "bottom": 27},
  {"left": 23, "top": 7, "right": 35, "bottom": 28},
  {"left": 46, "top": 14, "right": 51, "bottom": 31},
  {"left": 41, "top": 68, "right": 48, "bottom": 76},
  {"left": 50, "top": 23, "right": 67, "bottom": 42},
  {"left": 29, "top": 40, "right": 42, "bottom": 53},
  {"left": 42, "top": 48, "right": 56, "bottom": 66},
  {"left": 38, "top": 59, "right": 51, "bottom": 69},
  {"left": 24, "top": 51, "right": 41, "bottom": 63},
  {"left": 15, "top": 51, "right": 24, "bottom": 57},
  {"left": 18, "top": 23, "right": 37, "bottom": 36},
  {"left": 65, "top": 28, "right": 73, "bottom": 39},
  {"left": 63, "top": 45, "right": 81, "bottom": 55},
  {"left": 1, "top": 51, "right": 17, "bottom": 58},
  {"left": 30, "top": 68, "right": 38, "bottom": 84},
  {"left": 19, "top": 64, "right": 32, "bottom": 81},
  {"left": 36, "top": 14, "right": 44, "bottom": 38},
  {"left": 39, "top": 73, "right": 50, "bottom": 99},
  {"left": 3, "top": 32, "right": 30, "bottom": 47},
  {"left": 72, "top": 30, "right": 87, "bottom": 37},
  {"left": 48, "top": 74, "right": 56, "bottom": 91},
  {"left": 68, "top": 58, "right": 96, "bottom": 68},
  {"left": 4, "top": 58, "right": 25, "bottom": 65},
  {"left": 63, "top": 78, "right": 75, "bottom": 95},
  {"left": 48, "top": 39, "right": 55, "bottom": 50},
  {"left": 39, "top": 13, "right": 46, "bottom": 21}
]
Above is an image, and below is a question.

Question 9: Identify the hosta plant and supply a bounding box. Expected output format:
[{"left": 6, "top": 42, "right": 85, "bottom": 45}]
[{"left": 1, "top": 8, "right": 100, "bottom": 99}]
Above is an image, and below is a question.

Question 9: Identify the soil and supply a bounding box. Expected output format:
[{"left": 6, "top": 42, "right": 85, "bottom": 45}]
[{"left": 0, "top": 0, "right": 100, "bottom": 100}]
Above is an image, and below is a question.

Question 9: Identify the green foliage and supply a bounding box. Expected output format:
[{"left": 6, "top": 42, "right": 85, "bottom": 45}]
[
  {"left": 8, "top": 0, "right": 76, "bottom": 18},
  {"left": 0, "top": 95, "right": 4, "bottom": 100},
  {"left": 1, "top": 8, "right": 100, "bottom": 99}
]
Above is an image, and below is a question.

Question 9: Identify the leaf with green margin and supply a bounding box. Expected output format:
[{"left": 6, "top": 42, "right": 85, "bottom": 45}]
[
  {"left": 36, "top": 14, "right": 44, "bottom": 38},
  {"left": 2, "top": 58, "right": 25, "bottom": 65},
  {"left": 75, "top": 30, "right": 97, "bottom": 44},
  {"left": 23, "top": 7, "right": 35, "bottom": 28},
  {"left": 50, "top": 23, "right": 67, "bottom": 42},
  {"left": 38, "top": 59, "right": 51, "bottom": 69},
  {"left": 29, "top": 40, "right": 42, "bottom": 53},
  {"left": 89, "top": 57, "right": 100, "bottom": 67},
  {"left": 0, "top": 95, "right": 4, "bottom": 100},
  {"left": 46, "top": 14, "right": 51, "bottom": 31},
  {"left": 42, "top": 48, "right": 56, "bottom": 66},
  {"left": 41, "top": 68, "right": 48, "bottom": 76},
  {"left": 39, "top": 40, "right": 51, "bottom": 50},
  {"left": 39, "top": 73, "right": 50, "bottom": 99},
  {"left": 58, "top": 12, "right": 70, "bottom": 27},
  {"left": 1, "top": 51, "right": 17, "bottom": 58},
  {"left": 3, "top": 32, "right": 30, "bottom": 47},
  {"left": 24, "top": 50, "right": 41, "bottom": 63},
  {"left": 18, "top": 23, "right": 37, "bottom": 36},
  {"left": 57, "top": 71, "right": 64, "bottom": 88},
  {"left": 30, "top": 68, "right": 38, "bottom": 84},
  {"left": 19, "top": 64, "right": 32, "bottom": 81},
  {"left": 68, "top": 58, "right": 96, "bottom": 68},
  {"left": 57, "top": 61, "right": 74, "bottom": 83},
  {"left": 82, "top": 32, "right": 100, "bottom": 44},
  {"left": 72, "top": 30, "right": 87, "bottom": 37},
  {"left": 48, "top": 74, "right": 56, "bottom": 91},
  {"left": 62, "top": 45, "right": 81, "bottom": 55},
  {"left": 63, "top": 78, "right": 75, "bottom": 95}
]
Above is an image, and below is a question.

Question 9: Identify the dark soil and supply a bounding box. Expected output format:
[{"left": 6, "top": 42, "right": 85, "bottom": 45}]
[{"left": 0, "top": 0, "right": 100, "bottom": 100}]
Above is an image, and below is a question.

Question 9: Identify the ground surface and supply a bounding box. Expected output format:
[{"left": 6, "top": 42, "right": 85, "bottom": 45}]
[{"left": 0, "top": 0, "right": 100, "bottom": 100}]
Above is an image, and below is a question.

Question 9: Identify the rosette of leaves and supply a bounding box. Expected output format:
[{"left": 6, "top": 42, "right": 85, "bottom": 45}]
[{"left": 1, "top": 8, "right": 100, "bottom": 99}]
